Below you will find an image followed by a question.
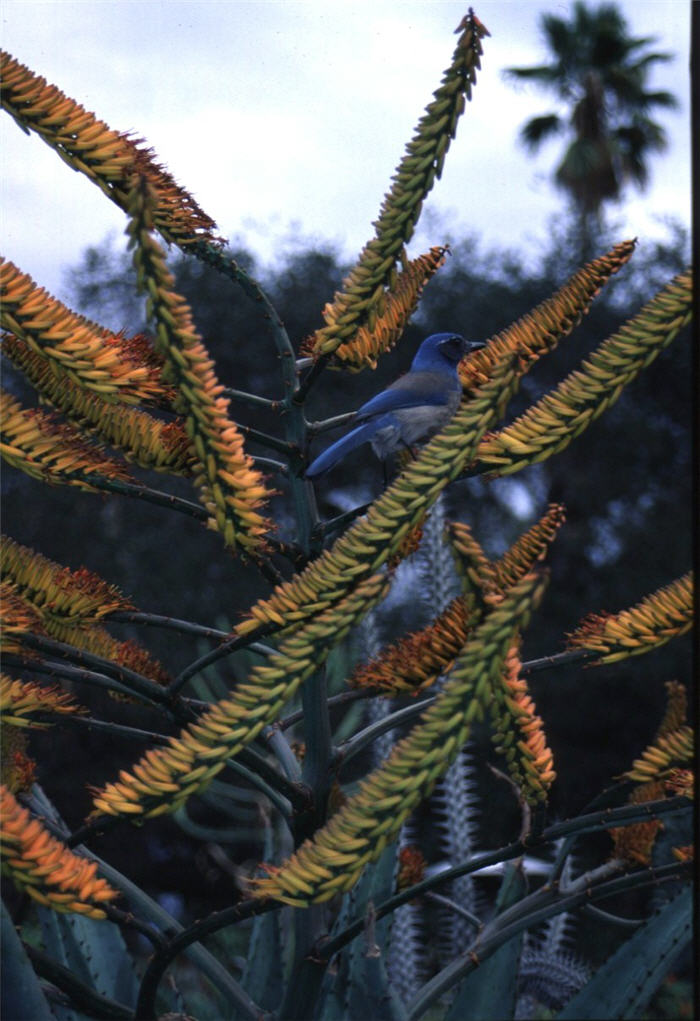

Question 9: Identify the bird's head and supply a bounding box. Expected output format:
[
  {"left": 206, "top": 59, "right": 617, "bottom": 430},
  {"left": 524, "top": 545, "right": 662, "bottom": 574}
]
[{"left": 412, "top": 332, "right": 486, "bottom": 371}]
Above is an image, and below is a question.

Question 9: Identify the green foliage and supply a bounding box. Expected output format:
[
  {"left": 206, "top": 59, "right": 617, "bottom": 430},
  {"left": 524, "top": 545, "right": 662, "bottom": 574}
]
[{"left": 1, "top": 902, "right": 54, "bottom": 1021}]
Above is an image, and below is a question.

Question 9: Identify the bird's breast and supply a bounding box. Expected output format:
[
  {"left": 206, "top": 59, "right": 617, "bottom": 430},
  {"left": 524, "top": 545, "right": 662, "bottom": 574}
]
[
  {"left": 370, "top": 395, "right": 459, "bottom": 457},
  {"left": 394, "top": 402, "right": 457, "bottom": 445}
]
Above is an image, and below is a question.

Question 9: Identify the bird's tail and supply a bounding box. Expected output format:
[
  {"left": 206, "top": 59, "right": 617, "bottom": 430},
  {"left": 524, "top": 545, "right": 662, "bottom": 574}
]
[{"left": 305, "top": 421, "right": 380, "bottom": 478}]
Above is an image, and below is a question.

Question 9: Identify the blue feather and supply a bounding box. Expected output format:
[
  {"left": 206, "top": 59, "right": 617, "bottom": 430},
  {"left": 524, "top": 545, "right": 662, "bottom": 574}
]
[
  {"left": 305, "top": 421, "right": 382, "bottom": 477},
  {"left": 305, "top": 332, "right": 485, "bottom": 478}
]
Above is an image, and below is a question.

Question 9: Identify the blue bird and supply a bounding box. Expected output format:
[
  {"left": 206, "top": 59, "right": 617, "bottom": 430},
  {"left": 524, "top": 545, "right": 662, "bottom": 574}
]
[{"left": 305, "top": 332, "right": 486, "bottom": 478}]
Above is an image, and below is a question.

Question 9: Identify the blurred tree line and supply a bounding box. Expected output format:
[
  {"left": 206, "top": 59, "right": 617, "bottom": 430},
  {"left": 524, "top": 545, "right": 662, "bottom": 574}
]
[{"left": 1, "top": 215, "right": 690, "bottom": 909}]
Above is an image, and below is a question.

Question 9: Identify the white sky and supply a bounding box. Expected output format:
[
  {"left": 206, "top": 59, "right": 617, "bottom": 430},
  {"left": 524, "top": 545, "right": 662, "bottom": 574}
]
[{"left": 0, "top": 0, "right": 691, "bottom": 302}]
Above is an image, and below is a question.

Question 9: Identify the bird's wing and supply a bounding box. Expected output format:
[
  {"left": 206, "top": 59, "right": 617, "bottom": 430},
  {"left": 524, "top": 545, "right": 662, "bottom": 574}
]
[
  {"left": 355, "top": 372, "right": 456, "bottom": 423},
  {"left": 305, "top": 421, "right": 381, "bottom": 478}
]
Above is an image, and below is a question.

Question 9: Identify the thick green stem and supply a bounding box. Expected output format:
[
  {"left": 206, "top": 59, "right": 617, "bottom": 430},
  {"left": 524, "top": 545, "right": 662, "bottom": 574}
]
[
  {"left": 280, "top": 667, "right": 335, "bottom": 1018},
  {"left": 299, "top": 667, "right": 333, "bottom": 835}
]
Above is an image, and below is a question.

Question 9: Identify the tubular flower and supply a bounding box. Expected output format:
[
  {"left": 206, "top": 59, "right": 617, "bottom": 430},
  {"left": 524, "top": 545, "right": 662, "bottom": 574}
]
[
  {"left": 609, "top": 781, "right": 665, "bottom": 866},
  {"left": 237, "top": 342, "right": 522, "bottom": 638},
  {"left": 655, "top": 680, "right": 688, "bottom": 740},
  {"left": 447, "top": 521, "right": 498, "bottom": 597},
  {"left": 388, "top": 518, "right": 425, "bottom": 569},
  {"left": 448, "top": 504, "right": 566, "bottom": 603},
  {"left": 0, "top": 785, "right": 119, "bottom": 918},
  {"left": 350, "top": 593, "right": 479, "bottom": 695},
  {"left": 623, "top": 726, "right": 694, "bottom": 785},
  {"left": 1, "top": 390, "right": 131, "bottom": 491},
  {"left": 0, "top": 50, "right": 219, "bottom": 247},
  {"left": 476, "top": 268, "right": 692, "bottom": 476},
  {"left": 48, "top": 627, "right": 171, "bottom": 689},
  {"left": 0, "top": 542, "right": 168, "bottom": 688},
  {"left": 305, "top": 246, "right": 449, "bottom": 369},
  {"left": 2, "top": 335, "right": 194, "bottom": 475},
  {"left": 458, "top": 240, "right": 637, "bottom": 406},
  {"left": 350, "top": 506, "right": 565, "bottom": 697},
  {"left": 0, "top": 675, "right": 84, "bottom": 728},
  {"left": 624, "top": 682, "right": 691, "bottom": 786},
  {"left": 1, "top": 727, "right": 36, "bottom": 792},
  {"left": 397, "top": 846, "right": 427, "bottom": 889},
  {"left": 491, "top": 504, "right": 566, "bottom": 592},
  {"left": 665, "top": 770, "right": 693, "bottom": 800},
  {"left": 0, "top": 582, "right": 45, "bottom": 653},
  {"left": 309, "top": 12, "right": 489, "bottom": 360},
  {"left": 127, "top": 179, "right": 271, "bottom": 554},
  {"left": 0, "top": 260, "right": 171, "bottom": 406},
  {"left": 253, "top": 571, "right": 548, "bottom": 905},
  {"left": 0, "top": 536, "right": 132, "bottom": 627},
  {"left": 99, "top": 637, "right": 170, "bottom": 687},
  {"left": 489, "top": 639, "right": 555, "bottom": 803},
  {"left": 91, "top": 573, "right": 390, "bottom": 820},
  {"left": 567, "top": 572, "right": 693, "bottom": 664},
  {"left": 612, "top": 681, "right": 691, "bottom": 863}
]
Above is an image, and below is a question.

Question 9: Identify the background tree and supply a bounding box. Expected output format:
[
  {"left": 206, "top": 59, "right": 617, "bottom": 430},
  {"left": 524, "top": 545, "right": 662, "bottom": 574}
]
[{"left": 504, "top": 1, "right": 678, "bottom": 257}]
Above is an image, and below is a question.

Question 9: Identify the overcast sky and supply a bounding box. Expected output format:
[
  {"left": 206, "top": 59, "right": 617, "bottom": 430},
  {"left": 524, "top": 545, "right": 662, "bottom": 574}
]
[{"left": 1, "top": 1, "right": 691, "bottom": 303}]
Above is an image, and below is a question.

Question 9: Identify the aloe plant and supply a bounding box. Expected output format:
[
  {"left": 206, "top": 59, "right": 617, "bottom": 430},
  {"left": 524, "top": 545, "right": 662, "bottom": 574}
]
[{"left": 0, "top": 10, "right": 692, "bottom": 1020}]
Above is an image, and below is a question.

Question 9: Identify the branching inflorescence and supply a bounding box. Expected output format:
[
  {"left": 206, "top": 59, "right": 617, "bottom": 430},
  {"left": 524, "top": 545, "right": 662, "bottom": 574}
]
[{"left": 0, "top": 9, "right": 692, "bottom": 1021}]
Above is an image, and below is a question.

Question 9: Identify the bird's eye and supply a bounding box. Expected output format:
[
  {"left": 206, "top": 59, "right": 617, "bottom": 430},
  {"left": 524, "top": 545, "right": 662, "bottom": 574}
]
[{"left": 439, "top": 335, "right": 466, "bottom": 361}]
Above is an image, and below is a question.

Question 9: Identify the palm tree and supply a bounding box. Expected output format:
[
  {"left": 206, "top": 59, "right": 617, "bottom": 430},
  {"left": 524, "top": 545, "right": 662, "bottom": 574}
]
[{"left": 504, "top": 2, "right": 678, "bottom": 245}]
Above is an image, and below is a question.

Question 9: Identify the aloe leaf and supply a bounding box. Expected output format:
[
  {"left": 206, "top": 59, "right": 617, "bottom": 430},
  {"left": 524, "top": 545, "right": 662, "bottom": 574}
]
[
  {"left": 35, "top": 909, "right": 85, "bottom": 1021},
  {"left": 556, "top": 885, "right": 692, "bottom": 1019},
  {"left": 91, "top": 851, "right": 258, "bottom": 1017},
  {"left": 37, "top": 907, "right": 138, "bottom": 1008},
  {"left": 1, "top": 900, "right": 53, "bottom": 1021},
  {"left": 27, "top": 786, "right": 252, "bottom": 1019},
  {"left": 316, "top": 842, "right": 407, "bottom": 1021},
  {"left": 38, "top": 908, "right": 93, "bottom": 990},
  {"left": 353, "top": 951, "right": 409, "bottom": 1021},
  {"left": 444, "top": 861, "right": 527, "bottom": 1021},
  {"left": 346, "top": 844, "right": 408, "bottom": 1020},
  {"left": 239, "top": 909, "right": 284, "bottom": 1013},
  {"left": 241, "top": 826, "right": 285, "bottom": 1015}
]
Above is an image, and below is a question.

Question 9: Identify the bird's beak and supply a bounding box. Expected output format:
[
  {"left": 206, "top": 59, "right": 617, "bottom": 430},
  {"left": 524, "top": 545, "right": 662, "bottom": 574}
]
[{"left": 467, "top": 340, "right": 487, "bottom": 352}]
